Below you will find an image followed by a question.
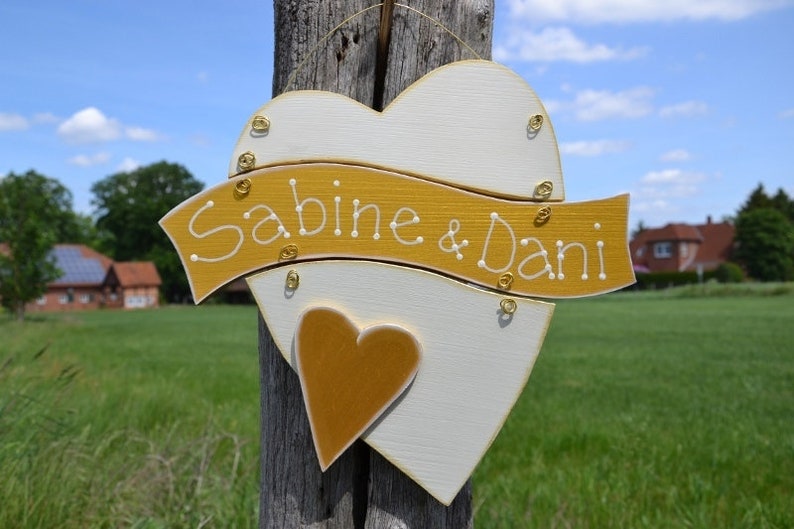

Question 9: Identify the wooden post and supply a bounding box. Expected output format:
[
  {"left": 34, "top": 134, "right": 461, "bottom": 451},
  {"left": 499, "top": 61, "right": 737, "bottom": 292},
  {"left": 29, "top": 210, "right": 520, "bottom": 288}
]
[{"left": 261, "top": 1, "right": 493, "bottom": 528}]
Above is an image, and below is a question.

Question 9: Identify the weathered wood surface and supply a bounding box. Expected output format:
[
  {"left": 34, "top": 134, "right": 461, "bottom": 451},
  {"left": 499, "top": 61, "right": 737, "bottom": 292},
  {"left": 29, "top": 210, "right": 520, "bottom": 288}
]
[{"left": 263, "top": 2, "right": 494, "bottom": 527}]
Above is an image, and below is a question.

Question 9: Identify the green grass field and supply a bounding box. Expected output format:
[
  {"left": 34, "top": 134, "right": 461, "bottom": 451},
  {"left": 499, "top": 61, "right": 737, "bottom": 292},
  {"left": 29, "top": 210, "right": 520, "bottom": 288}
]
[{"left": 2, "top": 285, "right": 792, "bottom": 528}]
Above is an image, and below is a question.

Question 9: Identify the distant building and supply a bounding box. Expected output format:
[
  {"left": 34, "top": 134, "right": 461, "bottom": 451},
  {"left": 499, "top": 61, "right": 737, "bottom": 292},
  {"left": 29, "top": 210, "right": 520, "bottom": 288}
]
[
  {"left": 21, "top": 244, "right": 162, "bottom": 312},
  {"left": 630, "top": 217, "right": 735, "bottom": 273},
  {"left": 102, "top": 261, "right": 163, "bottom": 309}
]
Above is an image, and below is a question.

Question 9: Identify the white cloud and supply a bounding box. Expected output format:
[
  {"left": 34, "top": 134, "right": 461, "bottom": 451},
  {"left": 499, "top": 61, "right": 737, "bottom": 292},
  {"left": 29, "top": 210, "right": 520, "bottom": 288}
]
[
  {"left": 631, "top": 198, "right": 683, "bottom": 226},
  {"left": 633, "top": 199, "right": 674, "bottom": 213},
  {"left": 560, "top": 139, "right": 631, "bottom": 156},
  {"left": 0, "top": 112, "right": 61, "bottom": 131},
  {"left": 641, "top": 168, "right": 705, "bottom": 185},
  {"left": 57, "top": 107, "right": 163, "bottom": 144},
  {"left": 504, "top": 0, "right": 792, "bottom": 24},
  {"left": 660, "top": 148, "right": 692, "bottom": 162},
  {"left": 637, "top": 168, "right": 707, "bottom": 201},
  {"left": 125, "top": 126, "right": 160, "bottom": 141},
  {"left": 555, "top": 87, "right": 655, "bottom": 121},
  {"left": 779, "top": 108, "right": 794, "bottom": 119},
  {"left": 494, "top": 26, "right": 647, "bottom": 62},
  {"left": 659, "top": 101, "right": 708, "bottom": 118},
  {"left": 0, "top": 113, "right": 29, "bottom": 131},
  {"left": 58, "top": 107, "right": 122, "bottom": 143},
  {"left": 68, "top": 152, "right": 111, "bottom": 167},
  {"left": 117, "top": 157, "right": 141, "bottom": 173},
  {"left": 32, "top": 112, "right": 59, "bottom": 124}
]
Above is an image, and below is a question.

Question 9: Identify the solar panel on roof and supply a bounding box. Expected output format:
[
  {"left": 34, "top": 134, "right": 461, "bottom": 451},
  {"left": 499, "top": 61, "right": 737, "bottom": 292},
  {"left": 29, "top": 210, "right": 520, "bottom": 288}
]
[{"left": 51, "top": 246, "right": 107, "bottom": 285}]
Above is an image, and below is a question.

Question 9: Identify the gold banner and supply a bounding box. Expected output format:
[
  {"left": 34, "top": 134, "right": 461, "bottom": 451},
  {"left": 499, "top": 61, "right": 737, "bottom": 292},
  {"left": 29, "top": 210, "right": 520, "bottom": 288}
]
[{"left": 160, "top": 163, "right": 634, "bottom": 302}]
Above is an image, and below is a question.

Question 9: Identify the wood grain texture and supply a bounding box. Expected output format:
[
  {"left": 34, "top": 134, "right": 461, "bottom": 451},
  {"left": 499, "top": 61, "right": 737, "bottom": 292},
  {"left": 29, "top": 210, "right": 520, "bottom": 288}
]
[
  {"left": 160, "top": 163, "right": 632, "bottom": 303},
  {"left": 248, "top": 260, "right": 554, "bottom": 505},
  {"left": 296, "top": 307, "right": 421, "bottom": 472},
  {"left": 273, "top": 0, "right": 380, "bottom": 102},
  {"left": 259, "top": 314, "right": 362, "bottom": 529},
  {"left": 268, "top": 2, "right": 493, "bottom": 527},
  {"left": 265, "top": 4, "right": 379, "bottom": 527},
  {"left": 381, "top": 1, "right": 493, "bottom": 108}
]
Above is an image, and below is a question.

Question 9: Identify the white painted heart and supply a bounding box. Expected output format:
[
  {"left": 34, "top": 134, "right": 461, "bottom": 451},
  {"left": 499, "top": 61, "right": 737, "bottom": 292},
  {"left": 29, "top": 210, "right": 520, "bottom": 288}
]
[
  {"left": 229, "top": 60, "right": 564, "bottom": 201},
  {"left": 248, "top": 261, "right": 554, "bottom": 505}
]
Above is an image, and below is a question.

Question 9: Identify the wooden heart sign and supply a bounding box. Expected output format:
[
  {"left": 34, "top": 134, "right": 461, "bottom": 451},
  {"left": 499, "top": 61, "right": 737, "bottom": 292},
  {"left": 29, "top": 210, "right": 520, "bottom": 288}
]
[
  {"left": 159, "top": 60, "right": 635, "bottom": 505},
  {"left": 160, "top": 61, "right": 635, "bottom": 303},
  {"left": 296, "top": 307, "right": 421, "bottom": 470},
  {"left": 248, "top": 261, "right": 554, "bottom": 505},
  {"left": 160, "top": 163, "right": 632, "bottom": 303}
]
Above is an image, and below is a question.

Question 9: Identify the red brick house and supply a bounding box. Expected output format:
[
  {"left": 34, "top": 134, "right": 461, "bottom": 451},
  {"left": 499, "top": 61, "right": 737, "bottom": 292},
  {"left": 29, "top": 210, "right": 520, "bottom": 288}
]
[
  {"left": 630, "top": 217, "right": 735, "bottom": 273},
  {"left": 10, "top": 244, "right": 162, "bottom": 313},
  {"left": 102, "top": 261, "right": 162, "bottom": 309}
]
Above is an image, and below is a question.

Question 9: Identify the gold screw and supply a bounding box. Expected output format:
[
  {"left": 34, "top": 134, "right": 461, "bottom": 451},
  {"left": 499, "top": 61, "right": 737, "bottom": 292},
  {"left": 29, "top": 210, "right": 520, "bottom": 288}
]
[
  {"left": 252, "top": 115, "right": 270, "bottom": 132},
  {"left": 285, "top": 270, "right": 300, "bottom": 289},
  {"left": 534, "top": 180, "right": 554, "bottom": 199},
  {"left": 500, "top": 298, "right": 517, "bottom": 315},
  {"left": 528, "top": 114, "right": 544, "bottom": 131},
  {"left": 497, "top": 272, "right": 514, "bottom": 290},
  {"left": 535, "top": 206, "right": 552, "bottom": 224},
  {"left": 238, "top": 151, "right": 256, "bottom": 172},
  {"left": 279, "top": 244, "right": 299, "bottom": 261},
  {"left": 234, "top": 178, "right": 252, "bottom": 198}
]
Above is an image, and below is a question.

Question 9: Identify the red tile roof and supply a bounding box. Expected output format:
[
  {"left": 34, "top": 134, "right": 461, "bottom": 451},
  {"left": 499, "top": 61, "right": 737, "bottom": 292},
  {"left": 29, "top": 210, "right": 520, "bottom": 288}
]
[
  {"left": 691, "top": 222, "right": 735, "bottom": 271},
  {"left": 630, "top": 220, "right": 735, "bottom": 272},
  {"left": 75, "top": 244, "right": 113, "bottom": 270},
  {"left": 110, "top": 262, "right": 162, "bottom": 287},
  {"left": 645, "top": 223, "right": 703, "bottom": 243}
]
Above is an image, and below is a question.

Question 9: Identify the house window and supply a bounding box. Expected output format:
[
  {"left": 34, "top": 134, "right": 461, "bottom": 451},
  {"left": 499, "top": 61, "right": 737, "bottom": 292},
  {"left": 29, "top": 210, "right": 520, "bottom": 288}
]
[
  {"left": 680, "top": 242, "right": 688, "bottom": 258},
  {"left": 79, "top": 293, "right": 93, "bottom": 304},
  {"left": 36, "top": 295, "right": 47, "bottom": 305},
  {"left": 654, "top": 242, "right": 673, "bottom": 259},
  {"left": 59, "top": 294, "right": 70, "bottom": 304},
  {"left": 636, "top": 247, "right": 645, "bottom": 258},
  {"left": 125, "top": 295, "right": 147, "bottom": 309}
]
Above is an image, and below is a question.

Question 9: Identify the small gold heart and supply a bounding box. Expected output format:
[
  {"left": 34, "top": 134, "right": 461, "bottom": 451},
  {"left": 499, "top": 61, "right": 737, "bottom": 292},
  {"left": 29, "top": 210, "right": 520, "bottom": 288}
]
[{"left": 296, "top": 307, "right": 421, "bottom": 470}]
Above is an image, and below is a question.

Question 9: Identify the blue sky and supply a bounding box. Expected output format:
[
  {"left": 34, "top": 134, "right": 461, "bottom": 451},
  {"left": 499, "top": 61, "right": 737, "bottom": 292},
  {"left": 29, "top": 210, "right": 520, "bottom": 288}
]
[{"left": 1, "top": 0, "right": 792, "bottom": 230}]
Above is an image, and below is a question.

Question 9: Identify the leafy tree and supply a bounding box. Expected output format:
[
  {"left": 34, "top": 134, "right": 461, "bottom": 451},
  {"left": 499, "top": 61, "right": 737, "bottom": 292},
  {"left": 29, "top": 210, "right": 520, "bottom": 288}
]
[
  {"left": 714, "top": 262, "right": 744, "bottom": 283},
  {"left": 734, "top": 184, "right": 794, "bottom": 281},
  {"left": 91, "top": 161, "right": 204, "bottom": 302},
  {"left": 59, "top": 212, "right": 98, "bottom": 246},
  {"left": 0, "top": 171, "right": 74, "bottom": 320},
  {"left": 738, "top": 183, "right": 793, "bottom": 221},
  {"left": 630, "top": 219, "right": 647, "bottom": 240},
  {"left": 734, "top": 208, "right": 794, "bottom": 282},
  {"left": 739, "top": 183, "right": 773, "bottom": 213},
  {"left": 770, "top": 188, "right": 794, "bottom": 222}
]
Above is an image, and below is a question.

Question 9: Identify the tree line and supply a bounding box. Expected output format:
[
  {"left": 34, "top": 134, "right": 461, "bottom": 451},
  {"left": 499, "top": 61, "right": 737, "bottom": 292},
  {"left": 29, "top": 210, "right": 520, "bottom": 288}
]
[
  {"left": 1, "top": 165, "right": 793, "bottom": 320},
  {"left": 0, "top": 162, "right": 202, "bottom": 320},
  {"left": 734, "top": 184, "right": 794, "bottom": 282}
]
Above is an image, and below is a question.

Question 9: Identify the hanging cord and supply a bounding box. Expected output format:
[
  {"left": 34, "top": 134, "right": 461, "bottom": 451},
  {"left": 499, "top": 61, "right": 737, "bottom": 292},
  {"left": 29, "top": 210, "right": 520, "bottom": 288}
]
[
  {"left": 395, "top": 3, "right": 482, "bottom": 59},
  {"left": 284, "top": 2, "right": 483, "bottom": 93}
]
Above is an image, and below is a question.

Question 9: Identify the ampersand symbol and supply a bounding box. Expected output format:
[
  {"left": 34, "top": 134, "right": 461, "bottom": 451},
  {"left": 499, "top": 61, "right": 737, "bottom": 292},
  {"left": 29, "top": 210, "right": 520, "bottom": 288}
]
[{"left": 438, "top": 219, "right": 469, "bottom": 261}]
